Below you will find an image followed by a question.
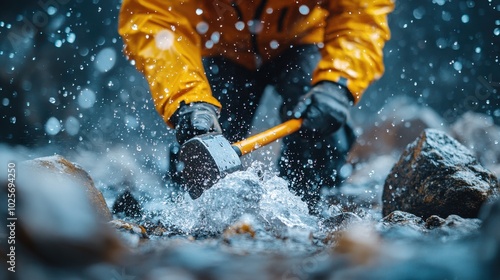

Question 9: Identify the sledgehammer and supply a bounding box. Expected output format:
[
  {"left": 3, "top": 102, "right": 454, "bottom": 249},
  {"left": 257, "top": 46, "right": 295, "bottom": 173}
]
[{"left": 178, "top": 118, "right": 303, "bottom": 199}]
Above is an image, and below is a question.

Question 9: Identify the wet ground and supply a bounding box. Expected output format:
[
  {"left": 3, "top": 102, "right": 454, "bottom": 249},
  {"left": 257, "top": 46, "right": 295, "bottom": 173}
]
[{"left": 1, "top": 135, "right": 497, "bottom": 280}]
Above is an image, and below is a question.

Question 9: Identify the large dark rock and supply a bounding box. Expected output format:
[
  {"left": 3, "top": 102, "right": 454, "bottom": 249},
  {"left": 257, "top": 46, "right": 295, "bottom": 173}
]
[{"left": 382, "top": 129, "right": 499, "bottom": 218}]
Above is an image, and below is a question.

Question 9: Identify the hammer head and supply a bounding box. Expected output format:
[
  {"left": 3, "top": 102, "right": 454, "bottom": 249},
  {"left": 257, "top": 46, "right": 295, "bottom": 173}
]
[{"left": 178, "top": 133, "right": 242, "bottom": 199}]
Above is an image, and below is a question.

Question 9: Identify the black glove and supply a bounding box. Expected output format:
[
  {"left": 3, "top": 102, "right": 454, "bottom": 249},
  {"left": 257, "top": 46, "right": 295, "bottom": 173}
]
[
  {"left": 293, "top": 81, "right": 353, "bottom": 139},
  {"left": 170, "top": 102, "right": 222, "bottom": 144}
]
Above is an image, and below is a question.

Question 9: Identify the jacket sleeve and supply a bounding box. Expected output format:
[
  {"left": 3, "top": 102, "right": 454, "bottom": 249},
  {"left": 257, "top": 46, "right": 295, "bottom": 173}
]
[
  {"left": 118, "top": 0, "right": 220, "bottom": 127},
  {"left": 314, "top": 0, "right": 394, "bottom": 103}
]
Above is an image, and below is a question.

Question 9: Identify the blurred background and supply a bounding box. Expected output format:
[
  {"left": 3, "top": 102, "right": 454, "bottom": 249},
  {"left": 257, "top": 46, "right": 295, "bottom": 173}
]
[{"left": 1, "top": 0, "right": 499, "bottom": 151}]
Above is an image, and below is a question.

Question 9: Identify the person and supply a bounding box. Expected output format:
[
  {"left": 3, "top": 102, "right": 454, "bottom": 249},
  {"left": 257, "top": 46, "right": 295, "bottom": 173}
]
[{"left": 118, "top": 0, "right": 394, "bottom": 214}]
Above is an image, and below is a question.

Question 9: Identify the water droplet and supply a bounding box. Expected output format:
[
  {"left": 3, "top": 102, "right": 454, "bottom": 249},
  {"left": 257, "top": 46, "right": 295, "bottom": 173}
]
[
  {"left": 211, "top": 32, "right": 220, "bottom": 43},
  {"left": 65, "top": 116, "right": 80, "bottom": 136},
  {"left": 299, "top": 5, "right": 310, "bottom": 15},
  {"left": 94, "top": 47, "right": 117, "bottom": 72},
  {"left": 67, "top": 33, "right": 76, "bottom": 43},
  {"left": 196, "top": 22, "right": 209, "bottom": 34},
  {"left": 235, "top": 21, "right": 245, "bottom": 31},
  {"left": 78, "top": 88, "right": 96, "bottom": 109},
  {"left": 131, "top": 24, "right": 138, "bottom": 30},
  {"left": 49, "top": 97, "right": 56, "bottom": 104},
  {"left": 45, "top": 117, "right": 61, "bottom": 135},
  {"left": 461, "top": 14, "right": 469, "bottom": 23},
  {"left": 47, "top": 6, "right": 57, "bottom": 15},
  {"left": 270, "top": 40, "right": 279, "bottom": 49}
]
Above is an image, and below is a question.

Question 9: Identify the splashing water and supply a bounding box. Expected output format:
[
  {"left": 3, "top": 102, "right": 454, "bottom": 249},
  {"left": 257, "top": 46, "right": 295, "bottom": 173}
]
[{"left": 148, "top": 162, "right": 317, "bottom": 236}]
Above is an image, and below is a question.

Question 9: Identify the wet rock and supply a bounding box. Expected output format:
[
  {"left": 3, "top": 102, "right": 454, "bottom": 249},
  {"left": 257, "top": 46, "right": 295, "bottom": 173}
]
[
  {"left": 110, "top": 219, "right": 149, "bottom": 247},
  {"left": 450, "top": 112, "right": 500, "bottom": 172},
  {"left": 110, "top": 219, "right": 148, "bottom": 238},
  {"left": 142, "top": 220, "right": 171, "bottom": 237},
  {"left": 322, "top": 212, "right": 363, "bottom": 231},
  {"left": 425, "top": 215, "right": 446, "bottom": 229},
  {"left": 320, "top": 212, "right": 363, "bottom": 245},
  {"left": 112, "top": 190, "right": 143, "bottom": 218},
  {"left": 349, "top": 97, "right": 445, "bottom": 163},
  {"left": 379, "top": 211, "right": 481, "bottom": 240},
  {"left": 382, "top": 129, "right": 499, "bottom": 219},
  {"left": 25, "top": 155, "right": 112, "bottom": 221},
  {"left": 429, "top": 215, "right": 481, "bottom": 238},
  {"left": 10, "top": 155, "right": 123, "bottom": 266},
  {"left": 382, "top": 211, "right": 424, "bottom": 228},
  {"left": 223, "top": 215, "right": 257, "bottom": 240}
]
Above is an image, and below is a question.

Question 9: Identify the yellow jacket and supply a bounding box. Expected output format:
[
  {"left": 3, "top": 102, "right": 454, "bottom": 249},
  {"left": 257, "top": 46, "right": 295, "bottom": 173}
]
[{"left": 119, "top": 0, "right": 394, "bottom": 126}]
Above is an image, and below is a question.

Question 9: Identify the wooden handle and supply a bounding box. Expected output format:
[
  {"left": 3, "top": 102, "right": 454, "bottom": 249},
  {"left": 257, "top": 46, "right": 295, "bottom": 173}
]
[{"left": 232, "top": 119, "right": 303, "bottom": 156}]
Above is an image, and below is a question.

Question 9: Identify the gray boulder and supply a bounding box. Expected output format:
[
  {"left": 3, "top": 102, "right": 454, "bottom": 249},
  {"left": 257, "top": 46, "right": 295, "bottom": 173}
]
[
  {"left": 382, "top": 129, "right": 499, "bottom": 218},
  {"left": 7, "top": 155, "right": 123, "bottom": 266}
]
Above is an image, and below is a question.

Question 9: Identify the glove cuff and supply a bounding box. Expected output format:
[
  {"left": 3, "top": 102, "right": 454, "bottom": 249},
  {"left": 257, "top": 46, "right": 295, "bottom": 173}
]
[
  {"left": 314, "top": 81, "right": 354, "bottom": 105},
  {"left": 170, "top": 101, "right": 220, "bottom": 127}
]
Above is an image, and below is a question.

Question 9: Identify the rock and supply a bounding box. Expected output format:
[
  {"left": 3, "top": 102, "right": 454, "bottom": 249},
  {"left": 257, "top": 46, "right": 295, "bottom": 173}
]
[
  {"left": 320, "top": 212, "right": 363, "bottom": 245},
  {"left": 8, "top": 155, "right": 123, "bottom": 266},
  {"left": 382, "top": 129, "right": 499, "bottom": 219},
  {"left": 223, "top": 216, "right": 257, "bottom": 240},
  {"left": 378, "top": 211, "right": 481, "bottom": 240},
  {"left": 110, "top": 219, "right": 149, "bottom": 247},
  {"left": 25, "top": 155, "right": 112, "bottom": 221},
  {"left": 349, "top": 97, "right": 445, "bottom": 164},
  {"left": 322, "top": 212, "right": 363, "bottom": 231},
  {"left": 450, "top": 112, "right": 500, "bottom": 172},
  {"left": 378, "top": 211, "right": 426, "bottom": 239},
  {"left": 425, "top": 215, "right": 446, "bottom": 229},
  {"left": 112, "top": 190, "right": 143, "bottom": 218}
]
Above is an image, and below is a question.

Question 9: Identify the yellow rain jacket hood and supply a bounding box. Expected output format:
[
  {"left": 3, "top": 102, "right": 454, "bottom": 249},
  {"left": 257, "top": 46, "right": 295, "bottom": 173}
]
[{"left": 118, "top": 0, "right": 394, "bottom": 127}]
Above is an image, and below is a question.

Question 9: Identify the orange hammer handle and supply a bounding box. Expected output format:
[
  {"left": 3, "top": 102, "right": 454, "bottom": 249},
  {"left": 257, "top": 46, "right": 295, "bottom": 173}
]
[{"left": 232, "top": 119, "right": 303, "bottom": 156}]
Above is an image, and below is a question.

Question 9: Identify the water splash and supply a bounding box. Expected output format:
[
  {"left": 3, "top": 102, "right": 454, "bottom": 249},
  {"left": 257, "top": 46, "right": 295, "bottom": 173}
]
[{"left": 151, "top": 162, "right": 317, "bottom": 236}]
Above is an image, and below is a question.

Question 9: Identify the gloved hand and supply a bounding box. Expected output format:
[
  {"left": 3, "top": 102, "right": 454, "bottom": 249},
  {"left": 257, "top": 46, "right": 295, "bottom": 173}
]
[
  {"left": 170, "top": 102, "right": 222, "bottom": 144},
  {"left": 293, "top": 81, "right": 353, "bottom": 139}
]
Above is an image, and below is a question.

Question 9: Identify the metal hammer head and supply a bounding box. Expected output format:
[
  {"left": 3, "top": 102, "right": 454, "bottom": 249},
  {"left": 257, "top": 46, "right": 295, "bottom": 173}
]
[{"left": 178, "top": 133, "right": 242, "bottom": 199}]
